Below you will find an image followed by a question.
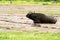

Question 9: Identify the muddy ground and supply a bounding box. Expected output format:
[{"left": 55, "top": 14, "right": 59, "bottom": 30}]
[{"left": 0, "top": 5, "right": 60, "bottom": 33}]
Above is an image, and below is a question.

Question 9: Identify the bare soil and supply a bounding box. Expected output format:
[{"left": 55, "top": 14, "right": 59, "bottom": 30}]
[{"left": 0, "top": 5, "right": 60, "bottom": 33}]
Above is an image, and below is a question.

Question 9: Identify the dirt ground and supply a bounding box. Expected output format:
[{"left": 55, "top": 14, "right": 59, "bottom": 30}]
[{"left": 0, "top": 5, "right": 60, "bottom": 33}]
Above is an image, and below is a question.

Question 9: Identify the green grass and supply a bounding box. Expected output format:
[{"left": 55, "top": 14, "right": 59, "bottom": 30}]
[
  {"left": 0, "top": 1, "right": 60, "bottom": 6},
  {"left": 0, "top": 31, "right": 60, "bottom": 40}
]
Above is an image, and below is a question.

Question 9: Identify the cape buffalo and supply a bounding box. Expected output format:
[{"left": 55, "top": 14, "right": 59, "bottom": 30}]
[{"left": 26, "top": 12, "right": 57, "bottom": 24}]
